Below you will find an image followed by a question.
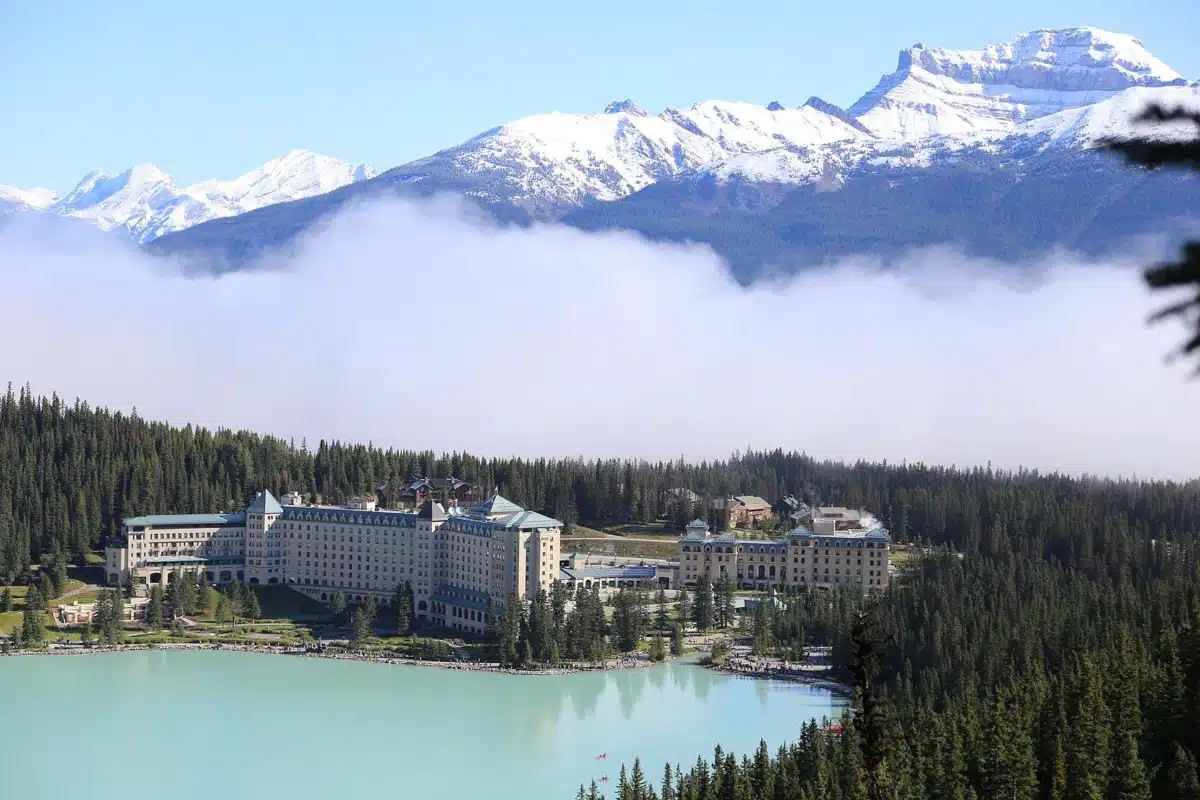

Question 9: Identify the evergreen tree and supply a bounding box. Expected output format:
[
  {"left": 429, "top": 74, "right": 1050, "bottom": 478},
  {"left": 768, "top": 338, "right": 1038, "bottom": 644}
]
[
  {"left": 661, "top": 763, "right": 675, "bottom": 800},
  {"left": 38, "top": 570, "right": 55, "bottom": 602},
  {"left": 692, "top": 574, "right": 714, "bottom": 634},
  {"left": 147, "top": 585, "right": 165, "bottom": 632},
  {"left": 850, "top": 606, "right": 893, "bottom": 800},
  {"left": 361, "top": 595, "right": 376, "bottom": 630},
  {"left": 329, "top": 591, "right": 346, "bottom": 625},
  {"left": 655, "top": 588, "right": 668, "bottom": 632},
  {"left": 245, "top": 589, "right": 262, "bottom": 620},
  {"left": 612, "top": 589, "right": 647, "bottom": 652},
  {"left": 50, "top": 553, "right": 68, "bottom": 595},
  {"left": 498, "top": 593, "right": 523, "bottom": 666},
  {"left": 167, "top": 575, "right": 184, "bottom": 619},
  {"left": 751, "top": 602, "right": 774, "bottom": 654},
  {"left": 215, "top": 593, "right": 233, "bottom": 629},
  {"left": 1168, "top": 744, "right": 1200, "bottom": 800},
  {"left": 670, "top": 623, "right": 684, "bottom": 657},
  {"left": 350, "top": 604, "right": 372, "bottom": 645},
  {"left": 715, "top": 574, "right": 735, "bottom": 629},
  {"left": 649, "top": 634, "right": 666, "bottom": 662},
  {"left": 393, "top": 581, "right": 413, "bottom": 634},
  {"left": 201, "top": 582, "right": 217, "bottom": 614},
  {"left": 1, "top": 587, "right": 11, "bottom": 612},
  {"left": 21, "top": 604, "right": 45, "bottom": 646},
  {"left": 179, "top": 573, "right": 199, "bottom": 616},
  {"left": 629, "top": 758, "right": 648, "bottom": 800},
  {"left": 104, "top": 590, "right": 123, "bottom": 645},
  {"left": 80, "top": 618, "right": 92, "bottom": 647},
  {"left": 676, "top": 588, "right": 691, "bottom": 629}
]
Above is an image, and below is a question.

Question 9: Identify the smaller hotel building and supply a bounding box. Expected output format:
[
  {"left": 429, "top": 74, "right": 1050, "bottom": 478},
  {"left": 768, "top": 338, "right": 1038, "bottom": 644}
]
[
  {"left": 679, "top": 506, "right": 890, "bottom": 593},
  {"left": 106, "top": 489, "right": 562, "bottom": 633}
]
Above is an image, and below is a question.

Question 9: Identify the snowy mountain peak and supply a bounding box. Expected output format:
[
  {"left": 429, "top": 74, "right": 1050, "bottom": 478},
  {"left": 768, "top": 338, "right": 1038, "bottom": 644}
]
[
  {"left": 193, "top": 149, "right": 378, "bottom": 207},
  {"left": 901, "top": 27, "right": 1183, "bottom": 91},
  {"left": 39, "top": 151, "right": 375, "bottom": 243},
  {"left": 54, "top": 163, "right": 176, "bottom": 222},
  {"left": 803, "top": 97, "right": 875, "bottom": 135},
  {"left": 0, "top": 185, "right": 58, "bottom": 213},
  {"left": 604, "top": 99, "right": 647, "bottom": 116},
  {"left": 850, "top": 26, "right": 1187, "bottom": 141}
]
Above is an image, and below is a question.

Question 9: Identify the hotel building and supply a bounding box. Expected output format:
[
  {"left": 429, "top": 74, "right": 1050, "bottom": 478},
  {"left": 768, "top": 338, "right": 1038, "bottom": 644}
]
[
  {"left": 678, "top": 506, "right": 890, "bottom": 594},
  {"left": 105, "top": 489, "right": 562, "bottom": 632}
]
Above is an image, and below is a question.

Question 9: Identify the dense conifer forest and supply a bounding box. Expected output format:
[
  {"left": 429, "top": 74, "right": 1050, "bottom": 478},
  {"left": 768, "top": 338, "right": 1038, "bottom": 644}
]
[{"left": 2, "top": 385, "right": 1199, "bottom": 798}]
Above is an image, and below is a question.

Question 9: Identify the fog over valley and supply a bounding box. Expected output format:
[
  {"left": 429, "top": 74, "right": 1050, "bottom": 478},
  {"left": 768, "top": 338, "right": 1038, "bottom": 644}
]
[{"left": 0, "top": 197, "right": 1192, "bottom": 480}]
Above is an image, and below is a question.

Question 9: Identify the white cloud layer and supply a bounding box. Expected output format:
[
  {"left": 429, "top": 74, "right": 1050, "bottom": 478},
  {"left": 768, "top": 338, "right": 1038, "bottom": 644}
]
[{"left": 0, "top": 200, "right": 1195, "bottom": 480}]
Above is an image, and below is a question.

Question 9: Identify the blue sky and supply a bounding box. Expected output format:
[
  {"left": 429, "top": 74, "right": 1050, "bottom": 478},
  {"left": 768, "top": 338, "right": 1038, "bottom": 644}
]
[{"left": 3, "top": 0, "right": 1198, "bottom": 192}]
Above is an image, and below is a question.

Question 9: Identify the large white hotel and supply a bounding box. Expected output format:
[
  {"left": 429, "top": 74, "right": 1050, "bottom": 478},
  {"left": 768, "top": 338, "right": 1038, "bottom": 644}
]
[
  {"left": 105, "top": 490, "right": 562, "bottom": 633},
  {"left": 678, "top": 506, "right": 891, "bottom": 594}
]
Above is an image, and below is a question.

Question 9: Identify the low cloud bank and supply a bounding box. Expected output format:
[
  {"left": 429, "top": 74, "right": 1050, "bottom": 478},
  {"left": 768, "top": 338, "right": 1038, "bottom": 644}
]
[{"left": 0, "top": 198, "right": 1193, "bottom": 480}]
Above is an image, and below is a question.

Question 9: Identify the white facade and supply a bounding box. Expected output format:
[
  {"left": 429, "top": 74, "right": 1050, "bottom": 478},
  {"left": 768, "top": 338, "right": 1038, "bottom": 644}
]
[
  {"left": 679, "top": 510, "right": 891, "bottom": 594},
  {"left": 106, "top": 489, "right": 562, "bottom": 631}
]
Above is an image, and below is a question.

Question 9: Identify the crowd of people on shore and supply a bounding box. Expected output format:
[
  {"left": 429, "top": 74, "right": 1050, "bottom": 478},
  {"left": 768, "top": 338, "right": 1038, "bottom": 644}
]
[{"left": 711, "top": 654, "right": 851, "bottom": 694}]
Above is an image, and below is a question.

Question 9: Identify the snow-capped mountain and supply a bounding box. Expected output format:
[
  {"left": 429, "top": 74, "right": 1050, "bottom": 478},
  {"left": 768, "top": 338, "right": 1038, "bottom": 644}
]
[
  {"left": 1010, "top": 84, "right": 1200, "bottom": 150},
  {"left": 1, "top": 150, "right": 375, "bottom": 243},
  {"left": 706, "top": 82, "right": 1200, "bottom": 189},
  {"left": 9, "top": 24, "right": 1198, "bottom": 278},
  {"left": 848, "top": 27, "right": 1187, "bottom": 141},
  {"left": 0, "top": 185, "right": 58, "bottom": 214},
  {"left": 382, "top": 98, "right": 867, "bottom": 218}
]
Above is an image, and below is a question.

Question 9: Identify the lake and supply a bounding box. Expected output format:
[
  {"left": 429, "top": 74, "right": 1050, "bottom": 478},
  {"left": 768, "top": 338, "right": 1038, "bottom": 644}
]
[{"left": 0, "top": 651, "right": 845, "bottom": 799}]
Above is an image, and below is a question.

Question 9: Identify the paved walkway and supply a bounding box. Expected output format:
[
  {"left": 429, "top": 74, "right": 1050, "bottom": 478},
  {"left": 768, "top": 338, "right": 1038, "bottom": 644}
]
[{"left": 568, "top": 536, "right": 678, "bottom": 543}]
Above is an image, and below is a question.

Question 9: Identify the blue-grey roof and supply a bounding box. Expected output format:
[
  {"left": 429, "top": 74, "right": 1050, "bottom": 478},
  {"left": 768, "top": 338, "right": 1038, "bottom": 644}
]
[
  {"left": 495, "top": 510, "right": 562, "bottom": 530},
  {"left": 442, "top": 516, "right": 500, "bottom": 538},
  {"left": 686, "top": 519, "right": 709, "bottom": 530},
  {"left": 472, "top": 494, "right": 524, "bottom": 517},
  {"left": 142, "top": 555, "right": 244, "bottom": 566},
  {"left": 433, "top": 584, "right": 491, "bottom": 612},
  {"left": 561, "top": 566, "right": 656, "bottom": 581},
  {"left": 247, "top": 490, "right": 283, "bottom": 515},
  {"left": 281, "top": 506, "right": 417, "bottom": 528},
  {"left": 417, "top": 500, "right": 448, "bottom": 521},
  {"left": 124, "top": 513, "right": 246, "bottom": 528},
  {"left": 788, "top": 525, "right": 890, "bottom": 543},
  {"left": 681, "top": 531, "right": 706, "bottom": 542}
]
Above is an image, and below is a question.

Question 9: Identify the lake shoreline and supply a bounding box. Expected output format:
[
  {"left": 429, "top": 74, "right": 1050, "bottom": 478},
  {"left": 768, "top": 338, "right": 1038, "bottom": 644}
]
[
  {"left": 0, "top": 641, "right": 660, "bottom": 676},
  {"left": 2, "top": 640, "right": 853, "bottom": 694}
]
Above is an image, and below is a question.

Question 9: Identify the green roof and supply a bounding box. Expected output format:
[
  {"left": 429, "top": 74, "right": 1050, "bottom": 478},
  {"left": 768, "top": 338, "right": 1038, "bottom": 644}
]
[
  {"left": 246, "top": 490, "right": 283, "bottom": 515},
  {"left": 124, "top": 513, "right": 246, "bottom": 528},
  {"left": 496, "top": 510, "right": 563, "bottom": 530},
  {"left": 472, "top": 494, "right": 524, "bottom": 517}
]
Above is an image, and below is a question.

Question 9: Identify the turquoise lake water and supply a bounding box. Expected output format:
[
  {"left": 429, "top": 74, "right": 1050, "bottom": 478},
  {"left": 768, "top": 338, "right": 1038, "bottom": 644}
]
[{"left": 0, "top": 651, "right": 845, "bottom": 799}]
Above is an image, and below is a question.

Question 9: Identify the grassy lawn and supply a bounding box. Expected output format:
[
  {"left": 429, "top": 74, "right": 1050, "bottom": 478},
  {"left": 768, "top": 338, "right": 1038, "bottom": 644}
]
[
  {"left": 0, "top": 580, "right": 91, "bottom": 635},
  {"left": 0, "top": 611, "right": 22, "bottom": 635},
  {"left": 597, "top": 521, "right": 675, "bottom": 537},
  {"left": 50, "top": 589, "right": 98, "bottom": 608},
  {"left": 889, "top": 546, "right": 917, "bottom": 568},
  {"left": 566, "top": 524, "right": 607, "bottom": 537},
  {"left": 250, "top": 585, "right": 330, "bottom": 621}
]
